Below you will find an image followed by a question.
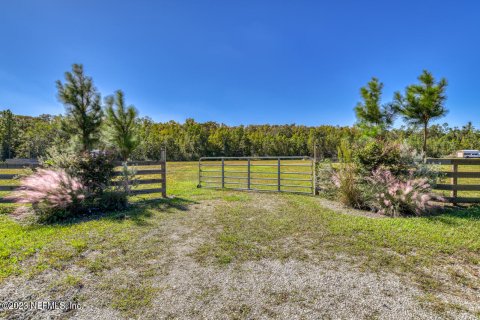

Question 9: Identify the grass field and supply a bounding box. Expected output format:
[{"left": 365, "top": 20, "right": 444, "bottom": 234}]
[
  {"left": 436, "top": 164, "right": 480, "bottom": 199},
  {"left": 0, "top": 162, "right": 479, "bottom": 319}
]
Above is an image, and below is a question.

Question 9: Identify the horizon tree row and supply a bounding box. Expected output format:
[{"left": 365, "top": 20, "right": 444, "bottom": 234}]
[
  {"left": 2, "top": 109, "right": 479, "bottom": 162},
  {"left": 1, "top": 65, "right": 477, "bottom": 162}
]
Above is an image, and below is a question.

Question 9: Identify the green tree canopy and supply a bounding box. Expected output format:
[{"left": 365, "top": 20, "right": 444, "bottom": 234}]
[
  {"left": 354, "top": 77, "right": 396, "bottom": 137},
  {"left": 56, "top": 64, "right": 103, "bottom": 152},
  {"left": 0, "top": 109, "right": 19, "bottom": 160},
  {"left": 394, "top": 70, "right": 448, "bottom": 158},
  {"left": 104, "top": 90, "right": 139, "bottom": 161}
]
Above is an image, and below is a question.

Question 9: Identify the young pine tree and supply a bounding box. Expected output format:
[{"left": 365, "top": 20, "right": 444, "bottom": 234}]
[
  {"left": 394, "top": 70, "right": 448, "bottom": 159},
  {"left": 104, "top": 90, "right": 139, "bottom": 161},
  {"left": 56, "top": 64, "right": 103, "bottom": 152},
  {"left": 354, "top": 77, "right": 396, "bottom": 138},
  {"left": 0, "top": 109, "right": 18, "bottom": 160}
]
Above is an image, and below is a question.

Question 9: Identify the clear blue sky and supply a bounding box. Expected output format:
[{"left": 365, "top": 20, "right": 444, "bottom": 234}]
[{"left": 1, "top": 0, "right": 479, "bottom": 127}]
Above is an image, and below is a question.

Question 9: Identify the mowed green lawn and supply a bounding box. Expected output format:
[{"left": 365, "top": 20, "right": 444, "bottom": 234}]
[{"left": 0, "top": 162, "right": 479, "bottom": 318}]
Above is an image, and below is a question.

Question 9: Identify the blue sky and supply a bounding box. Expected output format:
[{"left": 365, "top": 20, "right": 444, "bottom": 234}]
[{"left": 1, "top": 0, "right": 479, "bottom": 127}]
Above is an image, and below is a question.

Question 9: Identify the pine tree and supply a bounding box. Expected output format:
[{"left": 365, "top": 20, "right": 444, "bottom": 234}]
[
  {"left": 0, "top": 109, "right": 18, "bottom": 160},
  {"left": 104, "top": 90, "right": 139, "bottom": 161},
  {"left": 394, "top": 70, "right": 448, "bottom": 159},
  {"left": 56, "top": 64, "right": 103, "bottom": 152},
  {"left": 354, "top": 77, "right": 396, "bottom": 137}
]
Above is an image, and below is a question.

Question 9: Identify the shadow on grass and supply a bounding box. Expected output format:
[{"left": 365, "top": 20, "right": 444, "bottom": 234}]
[
  {"left": 425, "top": 204, "right": 480, "bottom": 225},
  {"left": 33, "top": 196, "right": 199, "bottom": 227},
  {"left": 132, "top": 196, "right": 197, "bottom": 211},
  {"left": 0, "top": 204, "right": 17, "bottom": 215},
  {"left": 107, "top": 196, "right": 199, "bottom": 226}
]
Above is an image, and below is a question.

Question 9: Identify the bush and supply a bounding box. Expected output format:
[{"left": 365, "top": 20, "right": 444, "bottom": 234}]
[
  {"left": 367, "top": 167, "right": 444, "bottom": 217},
  {"left": 43, "top": 150, "right": 116, "bottom": 200},
  {"left": 354, "top": 140, "right": 424, "bottom": 175},
  {"left": 355, "top": 140, "right": 400, "bottom": 173},
  {"left": 91, "top": 162, "right": 134, "bottom": 212},
  {"left": 41, "top": 145, "right": 78, "bottom": 171},
  {"left": 323, "top": 140, "right": 367, "bottom": 208},
  {"left": 69, "top": 152, "right": 116, "bottom": 199},
  {"left": 6, "top": 169, "right": 85, "bottom": 222},
  {"left": 116, "top": 162, "right": 138, "bottom": 195},
  {"left": 319, "top": 140, "right": 443, "bottom": 216},
  {"left": 41, "top": 147, "right": 130, "bottom": 215},
  {"left": 95, "top": 191, "right": 128, "bottom": 211}
]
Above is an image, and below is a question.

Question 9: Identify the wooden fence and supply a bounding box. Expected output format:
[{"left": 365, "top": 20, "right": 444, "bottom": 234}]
[
  {"left": 0, "top": 160, "right": 166, "bottom": 203},
  {"left": 427, "top": 158, "right": 480, "bottom": 204}
]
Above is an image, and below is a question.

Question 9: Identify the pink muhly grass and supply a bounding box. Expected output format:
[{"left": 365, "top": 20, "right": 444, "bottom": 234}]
[
  {"left": 6, "top": 169, "right": 85, "bottom": 210},
  {"left": 368, "top": 167, "right": 444, "bottom": 216}
]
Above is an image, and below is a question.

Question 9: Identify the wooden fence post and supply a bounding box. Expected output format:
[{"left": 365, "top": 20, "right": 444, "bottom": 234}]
[
  {"left": 277, "top": 158, "right": 281, "bottom": 192},
  {"left": 247, "top": 158, "right": 251, "bottom": 190},
  {"left": 162, "top": 148, "right": 167, "bottom": 198},
  {"left": 162, "top": 161, "right": 167, "bottom": 198},
  {"left": 221, "top": 157, "right": 225, "bottom": 189},
  {"left": 198, "top": 158, "right": 202, "bottom": 188},
  {"left": 313, "top": 144, "right": 317, "bottom": 195},
  {"left": 452, "top": 162, "right": 458, "bottom": 204}
]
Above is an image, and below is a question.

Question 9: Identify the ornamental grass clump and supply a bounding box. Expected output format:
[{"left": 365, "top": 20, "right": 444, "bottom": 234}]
[
  {"left": 318, "top": 141, "right": 444, "bottom": 216},
  {"left": 367, "top": 167, "right": 444, "bottom": 217},
  {"left": 330, "top": 140, "right": 367, "bottom": 208},
  {"left": 6, "top": 169, "right": 86, "bottom": 222}
]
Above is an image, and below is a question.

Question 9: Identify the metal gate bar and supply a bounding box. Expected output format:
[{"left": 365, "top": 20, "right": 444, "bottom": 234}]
[{"left": 198, "top": 156, "right": 314, "bottom": 195}]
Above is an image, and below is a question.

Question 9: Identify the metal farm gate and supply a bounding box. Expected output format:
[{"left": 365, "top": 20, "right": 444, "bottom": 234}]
[{"left": 198, "top": 156, "right": 315, "bottom": 195}]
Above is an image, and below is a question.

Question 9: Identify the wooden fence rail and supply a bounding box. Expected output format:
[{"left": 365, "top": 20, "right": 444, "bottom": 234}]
[
  {"left": 0, "top": 160, "right": 166, "bottom": 204},
  {"left": 427, "top": 158, "right": 480, "bottom": 204}
]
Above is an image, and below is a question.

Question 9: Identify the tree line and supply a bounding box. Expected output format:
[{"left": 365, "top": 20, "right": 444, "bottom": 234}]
[
  {"left": 0, "top": 65, "right": 477, "bottom": 161},
  {"left": 1, "top": 109, "right": 479, "bottom": 161}
]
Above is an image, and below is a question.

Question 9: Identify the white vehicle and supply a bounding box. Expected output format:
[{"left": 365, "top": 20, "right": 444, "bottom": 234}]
[{"left": 456, "top": 150, "right": 480, "bottom": 158}]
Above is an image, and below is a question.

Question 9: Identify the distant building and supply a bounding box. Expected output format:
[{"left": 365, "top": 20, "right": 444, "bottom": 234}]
[{"left": 456, "top": 150, "right": 480, "bottom": 158}]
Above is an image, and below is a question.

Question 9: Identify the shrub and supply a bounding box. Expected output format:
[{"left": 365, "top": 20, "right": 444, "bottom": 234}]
[
  {"left": 355, "top": 140, "right": 401, "bottom": 173},
  {"left": 43, "top": 150, "right": 116, "bottom": 200},
  {"left": 42, "top": 147, "right": 130, "bottom": 213},
  {"left": 89, "top": 162, "right": 133, "bottom": 212},
  {"left": 319, "top": 140, "right": 443, "bottom": 216},
  {"left": 69, "top": 152, "right": 116, "bottom": 199},
  {"left": 116, "top": 162, "right": 138, "bottom": 195},
  {"left": 41, "top": 145, "right": 78, "bottom": 171},
  {"left": 6, "top": 169, "right": 85, "bottom": 222},
  {"left": 95, "top": 191, "right": 128, "bottom": 211},
  {"left": 367, "top": 167, "right": 444, "bottom": 217},
  {"left": 330, "top": 140, "right": 366, "bottom": 208},
  {"left": 354, "top": 140, "right": 426, "bottom": 175}
]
